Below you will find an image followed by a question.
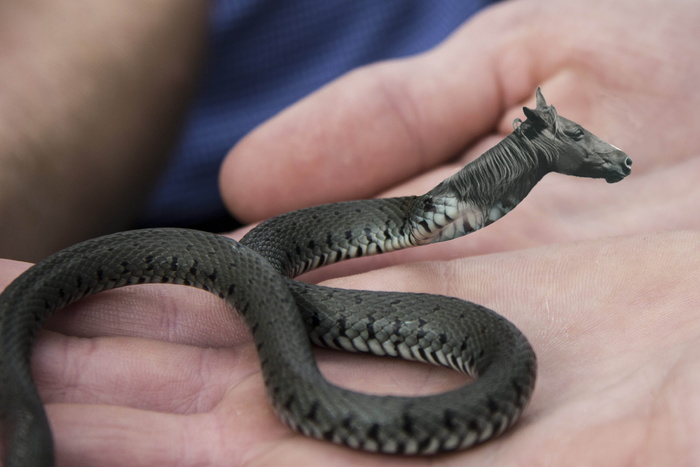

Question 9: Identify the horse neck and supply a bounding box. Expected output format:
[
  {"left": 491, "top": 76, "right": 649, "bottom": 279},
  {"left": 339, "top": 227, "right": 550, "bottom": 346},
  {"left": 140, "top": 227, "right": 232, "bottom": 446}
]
[
  {"left": 414, "top": 132, "right": 556, "bottom": 244},
  {"left": 432, "top": 132, "right": 554, "bottom": 209}
]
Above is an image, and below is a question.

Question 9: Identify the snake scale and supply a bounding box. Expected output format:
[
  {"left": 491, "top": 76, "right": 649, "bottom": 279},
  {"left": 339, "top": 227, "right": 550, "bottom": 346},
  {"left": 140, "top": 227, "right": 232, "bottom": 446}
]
[{"left": 0, "top": 89, "right": 631, "bottom": 466}]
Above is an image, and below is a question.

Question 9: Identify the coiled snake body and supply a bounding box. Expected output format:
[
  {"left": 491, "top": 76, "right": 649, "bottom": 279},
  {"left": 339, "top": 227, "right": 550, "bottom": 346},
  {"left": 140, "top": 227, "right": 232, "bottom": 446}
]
[{"left": 0, "top": 90, "right": 631, "bottom": 466}]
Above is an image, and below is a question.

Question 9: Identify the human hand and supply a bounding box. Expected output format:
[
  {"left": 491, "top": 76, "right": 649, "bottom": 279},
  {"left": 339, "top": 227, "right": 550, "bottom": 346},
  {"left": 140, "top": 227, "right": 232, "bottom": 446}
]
[
  {"left": 221, "top": 0, "right": 700, "bottom": 268},
  {"left": 7, "top": 0, "right": 700, "bottom": 464},
  {"left": 4, "top": 232, "right": 697, "bottom": 466}
]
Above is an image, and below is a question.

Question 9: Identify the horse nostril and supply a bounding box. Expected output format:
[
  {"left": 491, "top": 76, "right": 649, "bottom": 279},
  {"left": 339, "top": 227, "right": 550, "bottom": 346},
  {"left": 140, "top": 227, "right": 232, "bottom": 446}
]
[{"left": 623, "top": 157, "right": 633, "bottom": 173}]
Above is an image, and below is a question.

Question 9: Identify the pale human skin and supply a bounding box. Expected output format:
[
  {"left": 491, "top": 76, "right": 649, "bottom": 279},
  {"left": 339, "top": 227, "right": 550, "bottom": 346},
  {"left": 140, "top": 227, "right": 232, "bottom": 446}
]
[{"left": 1, "top": 0, "right": 700, "bottom": 465}]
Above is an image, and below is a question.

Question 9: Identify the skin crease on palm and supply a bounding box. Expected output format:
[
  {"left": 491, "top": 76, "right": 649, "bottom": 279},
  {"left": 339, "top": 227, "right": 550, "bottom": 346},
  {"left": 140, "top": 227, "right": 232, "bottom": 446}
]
[{"left": 1, "top": 0, "right": 699, "bottom": 466}]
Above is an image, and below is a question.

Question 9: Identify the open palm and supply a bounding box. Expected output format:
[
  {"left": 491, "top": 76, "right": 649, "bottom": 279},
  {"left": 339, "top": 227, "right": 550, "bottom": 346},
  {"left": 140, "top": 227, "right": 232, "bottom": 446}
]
[{"left": 2, "top": 233, "right": 697, "bottom": 466}]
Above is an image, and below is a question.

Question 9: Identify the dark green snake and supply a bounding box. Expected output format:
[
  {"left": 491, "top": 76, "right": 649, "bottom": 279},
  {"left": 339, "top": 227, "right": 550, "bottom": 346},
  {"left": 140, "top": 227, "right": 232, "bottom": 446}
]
[{"left": 0, "top": 90, "right": 631, "bottom": 465}]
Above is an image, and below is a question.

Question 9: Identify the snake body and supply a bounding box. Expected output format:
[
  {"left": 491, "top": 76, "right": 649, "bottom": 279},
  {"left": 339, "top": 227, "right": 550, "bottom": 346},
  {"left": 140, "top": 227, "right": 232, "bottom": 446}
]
[{"left": 0, "top": 90, "right": 631, "bottom": 466}]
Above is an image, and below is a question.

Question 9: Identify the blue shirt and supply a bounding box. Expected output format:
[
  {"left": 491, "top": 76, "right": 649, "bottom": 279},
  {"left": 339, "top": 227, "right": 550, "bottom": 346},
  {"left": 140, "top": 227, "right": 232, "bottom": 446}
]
[{"left": 139, "top": 0, "right": 496, "bottom": 229}]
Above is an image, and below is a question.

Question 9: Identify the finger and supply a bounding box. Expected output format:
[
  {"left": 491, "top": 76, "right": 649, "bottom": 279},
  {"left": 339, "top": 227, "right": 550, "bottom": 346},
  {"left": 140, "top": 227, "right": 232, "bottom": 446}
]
[
  {"left": 33, "top": 332, "right": 256, "bottom": 412},
  {"left": 44, "top": 284, "right": 250, "bottom": 347},
  {"left": 219, "top": 9, "right": 523, "bottom": 223},
  {"left": 0, "top": 258, "right": 31, "bottom": 288}
]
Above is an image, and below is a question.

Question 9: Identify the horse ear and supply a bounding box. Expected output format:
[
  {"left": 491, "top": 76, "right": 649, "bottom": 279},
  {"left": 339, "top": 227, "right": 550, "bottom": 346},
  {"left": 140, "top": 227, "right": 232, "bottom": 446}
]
[
  {"left": 524, "top": 88, "right": 555, "bottom": 128},
  {"left": 535, "top": 87, "right": 548, "bottom": 109},
  {"left": 523, "top": 106, "right": 544, "bottom": 125}
]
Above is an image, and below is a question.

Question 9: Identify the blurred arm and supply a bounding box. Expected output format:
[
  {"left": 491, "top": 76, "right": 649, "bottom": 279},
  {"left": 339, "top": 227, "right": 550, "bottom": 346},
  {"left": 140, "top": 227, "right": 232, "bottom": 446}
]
[{"left": 0, "top": 0, "right": 210, "bottom": 261}]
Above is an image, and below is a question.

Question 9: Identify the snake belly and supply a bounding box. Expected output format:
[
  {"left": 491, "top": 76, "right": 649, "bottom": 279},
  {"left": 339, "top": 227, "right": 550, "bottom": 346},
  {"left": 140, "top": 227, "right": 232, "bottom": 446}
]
[{"left": 0, "top": 195, "right": 536, "bottom": 466}]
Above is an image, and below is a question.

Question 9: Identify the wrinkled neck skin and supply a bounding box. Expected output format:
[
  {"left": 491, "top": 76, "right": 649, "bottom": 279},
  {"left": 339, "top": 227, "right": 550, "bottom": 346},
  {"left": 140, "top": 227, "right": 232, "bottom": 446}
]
[{"left": 411, "top": 133, "right": 553, "bottom": 245}]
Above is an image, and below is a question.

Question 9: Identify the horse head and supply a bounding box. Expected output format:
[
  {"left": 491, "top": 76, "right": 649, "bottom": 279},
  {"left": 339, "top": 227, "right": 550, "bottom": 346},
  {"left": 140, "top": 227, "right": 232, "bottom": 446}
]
[{"left": 518, "top": 88, "right": 632, "bottom": 183}]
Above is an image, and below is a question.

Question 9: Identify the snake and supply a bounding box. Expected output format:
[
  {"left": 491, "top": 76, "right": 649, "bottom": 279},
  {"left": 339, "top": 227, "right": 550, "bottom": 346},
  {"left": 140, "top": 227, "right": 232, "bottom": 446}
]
[{"left": 0, "top": 89, "right": 631, "bottom": 466}]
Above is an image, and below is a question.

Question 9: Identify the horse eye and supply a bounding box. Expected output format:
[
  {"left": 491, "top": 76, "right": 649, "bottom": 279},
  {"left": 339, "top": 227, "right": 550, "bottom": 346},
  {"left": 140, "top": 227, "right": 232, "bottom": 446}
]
[{"left": 570, "top": 129, "right": 585, "bottom": 141}]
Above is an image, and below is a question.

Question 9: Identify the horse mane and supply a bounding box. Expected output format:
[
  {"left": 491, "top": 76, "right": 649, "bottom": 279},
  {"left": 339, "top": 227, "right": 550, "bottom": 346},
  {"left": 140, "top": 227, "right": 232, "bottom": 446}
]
[{"left": 431, "top": 118, "right": 561, "bottom": 206}]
